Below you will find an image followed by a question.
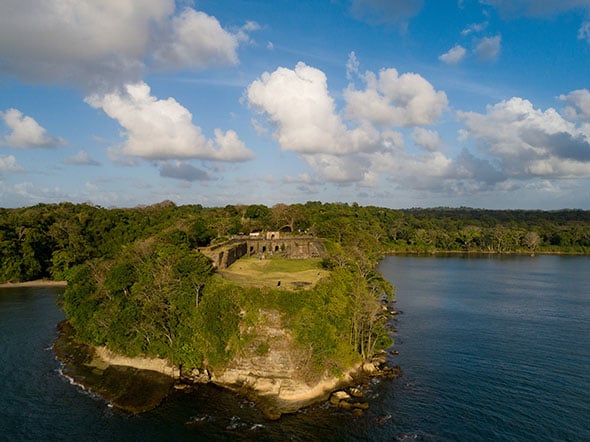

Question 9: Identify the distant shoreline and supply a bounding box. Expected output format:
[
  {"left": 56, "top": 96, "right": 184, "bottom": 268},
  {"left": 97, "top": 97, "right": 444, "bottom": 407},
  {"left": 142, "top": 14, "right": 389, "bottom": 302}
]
[
  {"left": 0, "top": 280, "right": 67, "bottom": 288},
  {"left": 384, "top": 250, "right": 589, "bottom": 256}
]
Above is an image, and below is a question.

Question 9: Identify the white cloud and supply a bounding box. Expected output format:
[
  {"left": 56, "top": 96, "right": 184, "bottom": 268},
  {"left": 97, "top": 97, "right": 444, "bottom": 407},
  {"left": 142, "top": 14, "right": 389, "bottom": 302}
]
[
  {"left": 0, "top": 0, "right": 172, "bottom": 89},
  {"left": 0, "top": 1, "right": 251, "bottom": 91},
  {"left": 247, "top": 62, "right": 380, "bottom": 155},
  {"left": 370, "top": 149, "right": 455, "bottom": 191},
  {"left": 151, "top": 8, "right": 240, "bottom": 70},
  {"left": 560, "top": 89, "right": 590, "bottom": 121},
  {"left": 64, "top": 150, "right": 101, "bottom": 166},
  {"left": 412, "top": 128, "right": 444, "bottom": 150},
  {"left": 0, "top": 108, "right": 64, "bottom": 148},
  {"left": 461, "top": 21, "right": 489, "bottom": 36},
  {"left": 458, "top": 96, "right": 590, "bottom": 178},
  {"left": 475, "top": 35, "right": 502, "bottom": 61},
  {"left": 344, "top": 68, "right": 448, "bottom": 127},
  {"left": 85, "top": 81, "right": 254, "bottom": 161},
  {"left": 346, "top": 51, "right": 361, "bottom": 80},
  {"left": 301, "top": 153, "right": 373, "bottom": 183},
  {"left": 439, "top": 45, "right": 467, "bottom": 64},
  {"left": 0, "top": 155, "right": 24, "bottom": 172},
  {"left": 578, "top": 21, "right": 590, "bottom": 43},
  {"left": 247, "top": 60, "right": 453, "bottom": 187}
]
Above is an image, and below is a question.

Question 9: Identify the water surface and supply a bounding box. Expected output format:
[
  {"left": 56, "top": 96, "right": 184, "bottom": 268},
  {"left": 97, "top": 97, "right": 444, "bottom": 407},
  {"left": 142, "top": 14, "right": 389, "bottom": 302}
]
[{"left": 1, "top": 255, "right": 588, "bottom": 441}]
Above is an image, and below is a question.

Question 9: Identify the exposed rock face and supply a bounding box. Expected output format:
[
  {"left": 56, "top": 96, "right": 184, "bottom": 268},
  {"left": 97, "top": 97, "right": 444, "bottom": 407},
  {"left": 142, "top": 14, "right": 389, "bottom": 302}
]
[
  {"left": 94, "top": 346, "right": 177, "bottom": 377},
  {"left": 56, "top": 311, "right": 370, "bottom": 419},
  {"left": 208, "top": 309, "right": 361, "bottom": 419}
]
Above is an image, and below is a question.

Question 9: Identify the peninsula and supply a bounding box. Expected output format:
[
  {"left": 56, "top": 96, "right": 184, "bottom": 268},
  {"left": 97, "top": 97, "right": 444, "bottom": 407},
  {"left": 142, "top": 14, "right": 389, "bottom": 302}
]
[{"left": 1, "top": 202, "right": 589, "bottom": 416}]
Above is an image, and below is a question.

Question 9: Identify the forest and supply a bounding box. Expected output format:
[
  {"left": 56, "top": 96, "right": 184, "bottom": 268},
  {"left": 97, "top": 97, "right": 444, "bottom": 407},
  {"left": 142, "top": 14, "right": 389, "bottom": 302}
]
[
  {"left": 1, "top": 201, "right": 589, "bottom": 375},
  {"left": 2, "top": 201, "right": 589, "bottom": 284}
]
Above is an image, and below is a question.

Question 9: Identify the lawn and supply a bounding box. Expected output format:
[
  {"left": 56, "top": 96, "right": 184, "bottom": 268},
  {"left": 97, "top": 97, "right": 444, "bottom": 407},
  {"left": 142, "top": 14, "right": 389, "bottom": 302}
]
[{"left": 218, "top": 257, "right": 330, "bottom": 290}]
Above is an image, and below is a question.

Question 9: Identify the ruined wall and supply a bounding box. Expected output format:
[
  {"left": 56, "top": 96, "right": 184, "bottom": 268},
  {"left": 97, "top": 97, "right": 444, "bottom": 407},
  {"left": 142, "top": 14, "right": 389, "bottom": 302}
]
[
  {"left": 199, "top": 237, "right": 325, "bottom": 269},
  {"left": 219, "top": 241, "right": 248, "bottom": 269},
  {"left": 246, "top": 237, "right": 325, "bottom": 260}
]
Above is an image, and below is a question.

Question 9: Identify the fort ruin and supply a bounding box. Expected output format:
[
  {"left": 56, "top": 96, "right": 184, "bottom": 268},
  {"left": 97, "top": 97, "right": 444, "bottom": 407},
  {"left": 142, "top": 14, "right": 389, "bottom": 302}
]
[{"left": 198, "top": 234, "right": 326, "bottom": 269}]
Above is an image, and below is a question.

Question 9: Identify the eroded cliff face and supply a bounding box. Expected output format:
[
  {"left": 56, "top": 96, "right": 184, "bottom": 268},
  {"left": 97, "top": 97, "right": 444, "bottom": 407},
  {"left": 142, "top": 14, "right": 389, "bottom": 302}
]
[
  {"left": 205, "top": 309, "right": 362, "bottom": 419},
  {"left": 56, "top": 310, "right": 366, "bottom": 419}
]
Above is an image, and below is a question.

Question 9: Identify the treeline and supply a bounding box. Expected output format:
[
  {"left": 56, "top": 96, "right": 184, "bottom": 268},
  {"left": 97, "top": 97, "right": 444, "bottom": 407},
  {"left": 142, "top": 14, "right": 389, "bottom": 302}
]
[{"left": 1, "top": 201, "right": 589, "bottom": 283}]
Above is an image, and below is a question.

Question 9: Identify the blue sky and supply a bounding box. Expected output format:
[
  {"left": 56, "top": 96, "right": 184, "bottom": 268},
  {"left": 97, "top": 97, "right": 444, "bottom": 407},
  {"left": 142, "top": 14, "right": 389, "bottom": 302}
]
[{"left": 1, "top": 0, "right": 590, "bottom": 209}]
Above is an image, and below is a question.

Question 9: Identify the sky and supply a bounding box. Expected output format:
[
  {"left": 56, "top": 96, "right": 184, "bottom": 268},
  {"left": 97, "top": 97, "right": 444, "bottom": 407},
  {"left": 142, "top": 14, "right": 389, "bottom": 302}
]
[{"left": 1, "top": 0, "right": 590, "bottom": 209}]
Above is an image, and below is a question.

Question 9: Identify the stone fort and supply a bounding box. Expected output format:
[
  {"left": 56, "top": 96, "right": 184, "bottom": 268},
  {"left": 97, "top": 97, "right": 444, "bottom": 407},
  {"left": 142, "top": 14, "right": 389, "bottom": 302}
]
[{"left": 198, "top": 231, "right": 326, "bottom": 269}]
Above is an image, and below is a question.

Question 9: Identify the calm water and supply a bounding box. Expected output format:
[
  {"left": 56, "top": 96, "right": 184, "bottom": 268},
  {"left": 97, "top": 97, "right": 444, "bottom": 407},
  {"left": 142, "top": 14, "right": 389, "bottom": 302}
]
[{"left": 0, "top": 255, "right": 588, "bottom": 441}]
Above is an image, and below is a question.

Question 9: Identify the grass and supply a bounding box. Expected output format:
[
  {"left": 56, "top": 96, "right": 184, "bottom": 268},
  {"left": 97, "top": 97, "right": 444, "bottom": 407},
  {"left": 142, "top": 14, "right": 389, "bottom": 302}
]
[{"left": 218, "top": 257, "right": 330, "bottom": 290}]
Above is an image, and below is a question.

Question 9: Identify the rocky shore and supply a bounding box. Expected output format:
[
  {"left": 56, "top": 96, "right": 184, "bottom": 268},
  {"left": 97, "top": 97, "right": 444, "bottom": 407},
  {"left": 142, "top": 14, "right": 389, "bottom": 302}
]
[
  {"left": 53, "top": 321, "right": 175, "bottom": 414},
  {"left": 54, "top": 317, "right": 400, "bottom": 418}
]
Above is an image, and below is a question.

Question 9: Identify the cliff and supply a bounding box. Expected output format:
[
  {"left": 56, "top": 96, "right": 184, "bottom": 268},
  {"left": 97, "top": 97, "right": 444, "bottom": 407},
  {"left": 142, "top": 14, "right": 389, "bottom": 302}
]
[
  {"left": 59, "top": 309, "right": 368, "bottom": 419},
  {"left": 203, "top": 309, "right": 363, "bottom": 419}
]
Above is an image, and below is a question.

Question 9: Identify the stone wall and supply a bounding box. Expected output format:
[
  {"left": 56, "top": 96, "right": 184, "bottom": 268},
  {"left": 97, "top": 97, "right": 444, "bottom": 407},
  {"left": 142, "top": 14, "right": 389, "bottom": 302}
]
[{"left": 199, "top": 236, "right": 325, "bottom": 269}]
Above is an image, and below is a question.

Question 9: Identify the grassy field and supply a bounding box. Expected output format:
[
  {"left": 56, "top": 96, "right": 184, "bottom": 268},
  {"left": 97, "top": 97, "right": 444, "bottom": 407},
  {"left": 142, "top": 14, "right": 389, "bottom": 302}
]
[{"left": 219, "top": 257, "right": 330, "bottom": 290}]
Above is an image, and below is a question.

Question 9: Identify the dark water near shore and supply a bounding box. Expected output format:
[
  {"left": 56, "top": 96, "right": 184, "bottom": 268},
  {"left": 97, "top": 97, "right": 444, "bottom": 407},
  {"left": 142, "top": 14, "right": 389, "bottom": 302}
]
[{"left": 1, "top": 255, "right": 589, "bottom": 441}]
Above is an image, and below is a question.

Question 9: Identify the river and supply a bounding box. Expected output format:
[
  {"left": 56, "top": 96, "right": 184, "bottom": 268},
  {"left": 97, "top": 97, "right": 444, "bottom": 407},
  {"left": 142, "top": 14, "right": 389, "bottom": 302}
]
[{"left": 0, "top": 255, "right": 588, "bottom": 441}]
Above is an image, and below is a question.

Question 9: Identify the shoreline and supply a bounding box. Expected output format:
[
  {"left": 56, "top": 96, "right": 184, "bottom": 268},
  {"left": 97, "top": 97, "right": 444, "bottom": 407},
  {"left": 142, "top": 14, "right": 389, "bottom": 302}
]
[
  {"left": 384, "top": 250, "right": 589, "bottom": 256},
  {"left": 0, "top": 280, "right": 67, "bottom": 288},
  {"left": 54, "top": 320, "right": 393, "bottom": 418}
]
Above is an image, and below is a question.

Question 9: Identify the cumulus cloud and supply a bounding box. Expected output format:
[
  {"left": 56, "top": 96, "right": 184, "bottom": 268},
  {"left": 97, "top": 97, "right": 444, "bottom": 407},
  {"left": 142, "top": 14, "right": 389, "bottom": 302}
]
[
  {"left": 0, "top": 0, "right": 171, "bottom": 89},
  {"left": 151, "top": 8, "right": 241, "bottom": 70},
  {"left": 247, "top": 59, "right": 452, "bottom": 186},
  {"left": 0, "top": 0, "right": 251, "bottom": 91},
  {"left": 458, "top": 96, "right": 590, "bottom": 178},
  {"left": 0, "top": 155, "right": 24, "bottom": 172},
  {"left": 350, "top": 0, "right": 424, "bottom": 24},
  {"left": 247, "top": 62, "right": 380, "bottom": 155},
  {"left": 301, "top": 153, "right": 373, "bottom": 183},
  {"left": 560, "top": 89, "right": 590, "bottom": 121},
  {"left": 64, "top": 150, "right": 101, "bottom": 166},
  {"left": 344, "top": 68, "right": 448, "bottom": 127},
  {"left": 481, "top": 0, "right": 590, "bottom": 18},
  {"left": 475, "top": 35, "right": 502, "bottom": 61},
  {"left": 159, "top": 161, "right": 211, "bottom": 181},
  {"left": 412, "top": 128, "right": 444, "bottom": 150},
  {"left": 370, "top": 149, "right": 455, "bottom": 191},
  {"left": 85, "top": 81, "right": 254, "bottom": 161},
  {"left": 439, "top": 45, "right": 467, "bottom": 64},
  {"left": 0, "top": 108, "right": 64, "bottom": 148}
]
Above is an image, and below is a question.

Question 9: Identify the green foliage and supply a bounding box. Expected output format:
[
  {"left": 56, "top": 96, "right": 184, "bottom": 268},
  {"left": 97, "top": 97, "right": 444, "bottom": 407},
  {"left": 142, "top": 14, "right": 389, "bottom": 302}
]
[
  {"left": 4, "top": 201, "right": 590, "bottom": 378},
  {"left": 188, "top": 218, "right": 214, "bottom": 247}
]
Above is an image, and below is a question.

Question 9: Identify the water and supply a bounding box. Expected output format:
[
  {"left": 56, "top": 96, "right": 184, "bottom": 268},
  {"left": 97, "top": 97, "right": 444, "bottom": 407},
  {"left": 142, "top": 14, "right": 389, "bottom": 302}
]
[{"left": 1, "top": 255, "right": 589, "bottom": 441}]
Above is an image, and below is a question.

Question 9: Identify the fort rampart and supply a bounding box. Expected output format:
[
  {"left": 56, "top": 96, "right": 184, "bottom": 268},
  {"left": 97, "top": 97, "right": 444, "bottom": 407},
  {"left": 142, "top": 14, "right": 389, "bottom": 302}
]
[{"left": 198, "top": 236, "right": 325, "bottom": 269}]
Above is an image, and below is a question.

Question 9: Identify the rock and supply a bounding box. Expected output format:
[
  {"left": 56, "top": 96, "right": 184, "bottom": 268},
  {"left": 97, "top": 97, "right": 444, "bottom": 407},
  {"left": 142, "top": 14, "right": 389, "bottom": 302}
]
[
  {"left": 350, "top": 402, "right": 369, "bottom": 410},
  {"left": 352, "top": 408, "right": 364, "bottom": 417},
  {"left": 349, "top": 387, "right": 363, "bottom": 398},
  {"left": 338, "top": 400, "right": 353, "bottom": 410},
  {"left": 371, "top": 351, "right": 387, "bottom": 366},
  {"left": 330, "top": 390, "right": 351, "bottom": 405},
  {"left": 362, "top": 362, "right": 377, "bottom": 374}
]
